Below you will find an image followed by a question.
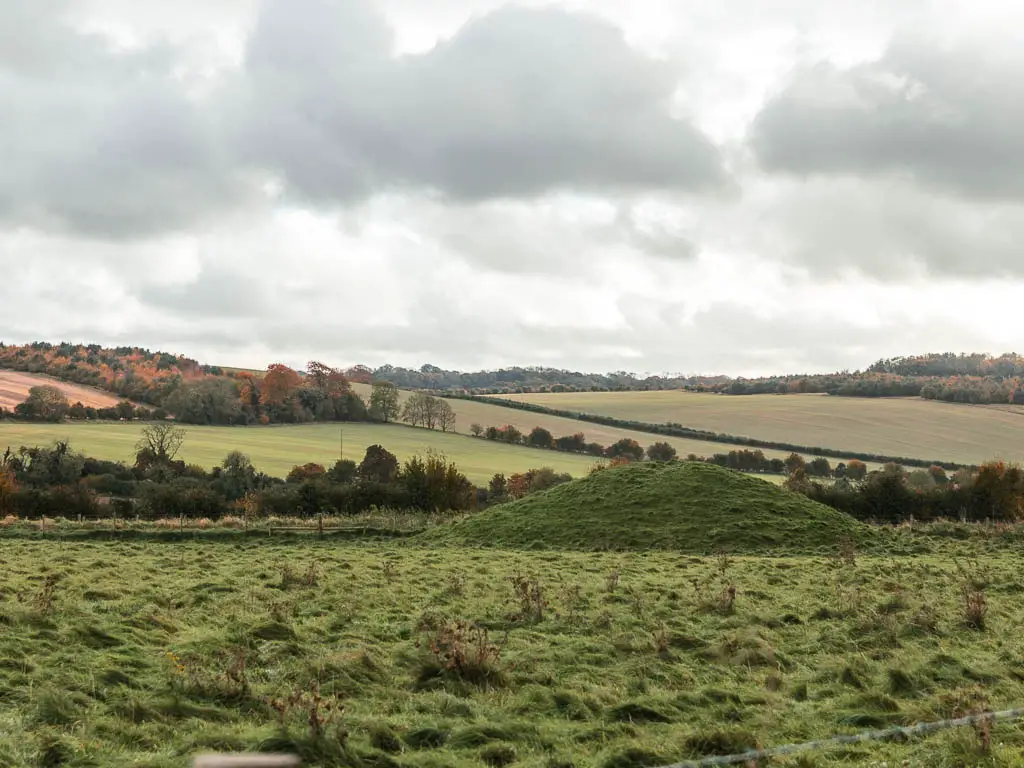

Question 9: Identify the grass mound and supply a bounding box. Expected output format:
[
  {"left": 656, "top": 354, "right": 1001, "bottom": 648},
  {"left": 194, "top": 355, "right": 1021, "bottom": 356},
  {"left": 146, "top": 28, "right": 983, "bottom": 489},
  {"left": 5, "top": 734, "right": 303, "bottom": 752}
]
[{"left": 425, "top": 461, "right": 867, "bottom": 552}]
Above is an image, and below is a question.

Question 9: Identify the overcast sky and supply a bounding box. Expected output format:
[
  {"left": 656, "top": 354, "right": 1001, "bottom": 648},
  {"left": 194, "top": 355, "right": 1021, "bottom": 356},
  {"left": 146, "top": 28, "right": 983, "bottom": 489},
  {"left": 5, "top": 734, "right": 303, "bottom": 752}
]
[{"left": 2, "top": 0, "right": 1022, "bottom": 377}]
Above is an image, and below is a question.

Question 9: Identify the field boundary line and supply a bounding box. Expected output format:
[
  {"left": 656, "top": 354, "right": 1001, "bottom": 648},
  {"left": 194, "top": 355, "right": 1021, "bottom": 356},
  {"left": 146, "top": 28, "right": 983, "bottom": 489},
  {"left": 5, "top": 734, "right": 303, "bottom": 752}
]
[{"left": 655, "top": 707, "right": 1024, "bottom": 767}]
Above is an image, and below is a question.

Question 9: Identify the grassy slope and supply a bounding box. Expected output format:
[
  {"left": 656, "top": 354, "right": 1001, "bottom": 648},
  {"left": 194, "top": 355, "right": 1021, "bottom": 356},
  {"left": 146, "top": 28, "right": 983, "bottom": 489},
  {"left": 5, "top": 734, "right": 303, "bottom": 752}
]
[
  {"left": 490, "top": 390, "right": 1024, "bottom": 466},
  {"left": 0, "top": 422, "right": 596, "bottom": 484},
  {"left": 351, "top": 384, "right": 855, "bottom": 467},
  {"left": 2, "top": 535, "right": 1023, "bottom": 767},
  {"left": 426, "top": 462, "right": 865, "bottom": 552}
]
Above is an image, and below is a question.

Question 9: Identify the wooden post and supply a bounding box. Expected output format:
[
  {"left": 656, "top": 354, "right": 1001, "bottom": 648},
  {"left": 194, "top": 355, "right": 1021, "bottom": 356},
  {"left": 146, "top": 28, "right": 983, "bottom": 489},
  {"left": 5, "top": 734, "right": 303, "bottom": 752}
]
[
  {"left": 193, "top": 755, "right": 299, "bottom": 767},
  {"left": 180, "top": 513, "right": 184, "bottom": 532},
  {"left": 318, "top": 514, "right": 324, "bottom": 540}
]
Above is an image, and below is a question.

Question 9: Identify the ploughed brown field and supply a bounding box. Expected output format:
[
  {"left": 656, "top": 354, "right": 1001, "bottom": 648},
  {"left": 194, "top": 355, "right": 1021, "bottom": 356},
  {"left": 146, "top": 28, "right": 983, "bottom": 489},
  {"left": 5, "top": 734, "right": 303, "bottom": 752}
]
[{"left": 0, "top": 370, "right": 123, "bottom": 411}]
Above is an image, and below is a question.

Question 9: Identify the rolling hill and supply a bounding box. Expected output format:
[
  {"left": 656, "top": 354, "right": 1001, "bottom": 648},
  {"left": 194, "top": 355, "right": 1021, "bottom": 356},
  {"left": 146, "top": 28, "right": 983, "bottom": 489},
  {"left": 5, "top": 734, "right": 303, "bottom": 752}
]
[
  {"left": 486, "top": 390, "right": 1023, "bottom": 467},
  {"left": 424, "top": 461, "right": 867, "bottom": 552},
  {"left": 350, "top": 383, "right": 860, "bottom": 467},
  {"left": 0, "top": 371, "right": 125, "bottom": 411}
]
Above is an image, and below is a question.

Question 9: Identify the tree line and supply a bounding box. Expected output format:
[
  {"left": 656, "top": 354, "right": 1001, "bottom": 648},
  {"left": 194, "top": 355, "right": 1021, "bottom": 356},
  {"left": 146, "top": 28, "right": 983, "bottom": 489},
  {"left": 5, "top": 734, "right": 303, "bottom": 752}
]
[
  {"left": 1, "top": 376, "right": 461, "bottom": 438},
  {"left": 785, "top": 460, "right": 1024, "bottom": 525},
  {"left": 0, "top": 425, "right": 550, "bottom": 521}
]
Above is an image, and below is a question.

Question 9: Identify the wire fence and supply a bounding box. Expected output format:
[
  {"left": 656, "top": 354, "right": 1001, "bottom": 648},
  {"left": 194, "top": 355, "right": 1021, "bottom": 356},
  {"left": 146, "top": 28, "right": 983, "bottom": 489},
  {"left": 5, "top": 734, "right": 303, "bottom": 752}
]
[
  {"left": 192, "top": 707, "right": 1024, "bottom": 767},
  {"left": 656, "top": 706, "right": 1024, "bottom": 767}
]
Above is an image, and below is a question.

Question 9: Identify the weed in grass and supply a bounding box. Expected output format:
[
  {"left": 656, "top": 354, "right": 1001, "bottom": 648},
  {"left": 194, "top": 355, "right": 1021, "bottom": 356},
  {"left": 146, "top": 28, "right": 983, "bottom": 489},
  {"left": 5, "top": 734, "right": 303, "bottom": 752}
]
[
  {"left": 606, "top": 570, "right": 620, "bottom": 594},
  {"left": 417, "top": 620, "right": 507, "bottom": 689},
  {"left": 509, "top": 572, "right": 546, "bottom": 623}
]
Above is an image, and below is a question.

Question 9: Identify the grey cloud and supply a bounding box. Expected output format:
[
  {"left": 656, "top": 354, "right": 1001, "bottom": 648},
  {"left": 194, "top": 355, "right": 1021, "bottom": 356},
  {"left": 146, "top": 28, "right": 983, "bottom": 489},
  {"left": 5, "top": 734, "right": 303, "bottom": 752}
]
[
  {"left": 750, "top": 36, "right": 1024, "bottom": 200},
  {"left": 0, "top": 3, "right": 251, "bottom": 238},
  {"left": 234, "top": 0, "right": 727, "bottom": 204},
  {"left": 702, "top": 175, "right": 1024, "bottom": 278}
]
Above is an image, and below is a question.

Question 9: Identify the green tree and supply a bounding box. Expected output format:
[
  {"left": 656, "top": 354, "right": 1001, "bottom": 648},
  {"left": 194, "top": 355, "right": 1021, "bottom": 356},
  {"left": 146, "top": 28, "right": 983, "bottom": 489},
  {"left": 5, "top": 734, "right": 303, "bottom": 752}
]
[
  {"left": 370, "top": 382, "right": 401, "bottom": 423},
  {"left": 359, "top": 445, "right": 399, "bottom": 484},
  {"left": 488, "top": 473, "right": 508, "bottom": 498},
  {"left": 646, "top": 442, "right": 677, "bottom": 462},
  {"left": 807, "top": 457, "right": 833, "bottom": 478},
  {"left": 16, "top": 385, "right": 70, "bottom": 422},
  {"left": 327, "top": 459, "right": 358, "bottom": 484},
  {"left": 220, "top": 451, "right": 258, "bottom": 501},
  {"left": 527, "top": 426, "right": 554, "bottom": 449},
  {"left": 167, "top": 378, "right": 242, "bottom": 425}
]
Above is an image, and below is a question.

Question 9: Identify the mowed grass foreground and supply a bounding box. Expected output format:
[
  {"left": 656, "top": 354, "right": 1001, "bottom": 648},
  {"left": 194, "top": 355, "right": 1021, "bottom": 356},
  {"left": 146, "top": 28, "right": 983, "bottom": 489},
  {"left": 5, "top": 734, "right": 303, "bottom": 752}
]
[
  {"left": 2, "top": 536, "right": 1024, "bottom": 766},
  {"left": 0, "top": 422, "right": 597, "bottom": 484},
  {"left": 491, "top": 391, "right": 1024, "bottom": 466}
]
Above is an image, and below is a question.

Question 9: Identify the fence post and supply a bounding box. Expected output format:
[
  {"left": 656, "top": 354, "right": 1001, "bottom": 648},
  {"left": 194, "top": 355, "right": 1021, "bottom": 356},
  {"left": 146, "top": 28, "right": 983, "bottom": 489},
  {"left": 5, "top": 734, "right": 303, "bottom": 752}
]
[
  {"left": 180, "top": 513, "right": 184, "bottom": 532},
  {"left": 318, "top": 513, "right": 324, "bottom": 540}
]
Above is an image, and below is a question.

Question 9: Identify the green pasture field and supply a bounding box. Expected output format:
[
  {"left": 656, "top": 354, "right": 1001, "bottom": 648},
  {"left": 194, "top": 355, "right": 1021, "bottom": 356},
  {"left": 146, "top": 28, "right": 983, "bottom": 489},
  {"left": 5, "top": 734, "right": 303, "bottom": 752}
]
[
  {"left": 0, "top": 422, "right": 597, "bottom": 484},
  {"left": 489, "top": 391, "right": 1024, "bottom": 467},
  {"left": 350, "top": 385, "right": 859, "bottom": 469},
  {"left": 1, "top": 532, "right": 1023, "bottom": 767}
]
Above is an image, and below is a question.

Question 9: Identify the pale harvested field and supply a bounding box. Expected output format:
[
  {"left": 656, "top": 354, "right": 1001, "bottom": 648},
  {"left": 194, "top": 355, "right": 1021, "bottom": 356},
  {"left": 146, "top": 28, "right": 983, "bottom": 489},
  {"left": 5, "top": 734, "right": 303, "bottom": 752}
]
[
  {"left": 0, "top": 370, "right": 123, "bottom": 410},
  {"left": 488, "top": 390, "right": 1024, "bottom": 466},
  {"left": 351, "top": 384, "right": 870, "bottom": 466}
]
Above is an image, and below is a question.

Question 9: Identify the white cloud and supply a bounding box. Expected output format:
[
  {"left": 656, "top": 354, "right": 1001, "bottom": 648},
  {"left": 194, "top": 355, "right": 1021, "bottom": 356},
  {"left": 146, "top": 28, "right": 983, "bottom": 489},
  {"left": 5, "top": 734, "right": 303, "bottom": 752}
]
[{"left": 1, "top": 0, "right": 1022, "bottom": 377}]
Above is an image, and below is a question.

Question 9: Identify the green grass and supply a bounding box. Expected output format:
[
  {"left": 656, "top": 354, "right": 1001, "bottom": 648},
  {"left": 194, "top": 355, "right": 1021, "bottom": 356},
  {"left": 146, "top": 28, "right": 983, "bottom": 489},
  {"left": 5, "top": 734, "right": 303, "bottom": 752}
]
[
  {"left": 425, "top": 462, "right": 867, "bottom": 552},
  {"left": 0, "top": 421, "right": 597, "bottom": 484},
  {"left": 489, "top": 390, "right": 1024, "bottom": 467},
  {"left": 2, "top": 531, "right": 1024, "bottom": 766}
]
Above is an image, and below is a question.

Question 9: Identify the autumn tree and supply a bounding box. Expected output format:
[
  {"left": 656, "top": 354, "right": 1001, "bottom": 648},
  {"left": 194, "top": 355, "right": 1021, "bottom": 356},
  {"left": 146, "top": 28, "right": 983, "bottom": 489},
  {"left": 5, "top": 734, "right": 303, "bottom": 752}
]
[
  {"left": 261, "top": 363, "right": 302, "bottom": 419},
  {"left": 846, "top": 459, "right": 868, "bottom": 481},
  {"left": 287, "top": 463, "right": 327, "bottom": 483},
  {"left": 646, "top": 442, "right": 677, "bottom": 462},
  {"left": 370, "top": 382, "right": 400, "bottom": 423},
  {"left": 470, "top": 423, "right": 484, "bottom": 437},
  {"left": 784, "top": 453, "right": 806, "bottom": 475},
  {"left": 606, "top": 438, "right": 644, "bottom": 462}
]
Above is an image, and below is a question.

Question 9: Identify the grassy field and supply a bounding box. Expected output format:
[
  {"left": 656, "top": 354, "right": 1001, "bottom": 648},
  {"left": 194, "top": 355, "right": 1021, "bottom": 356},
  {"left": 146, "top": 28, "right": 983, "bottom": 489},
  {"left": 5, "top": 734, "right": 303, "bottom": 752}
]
[
  {"left": 1, "top": 531, "right": 1023, "bottom": 767},
  {"left": 488, "top": 391, "right": 1024, "bottom": 466},
  {"left": 350, "top": 385, "right": 859, "bottom": 468},
  {"left": 0, "top": 422, "right": 597, "bottom": 484}
]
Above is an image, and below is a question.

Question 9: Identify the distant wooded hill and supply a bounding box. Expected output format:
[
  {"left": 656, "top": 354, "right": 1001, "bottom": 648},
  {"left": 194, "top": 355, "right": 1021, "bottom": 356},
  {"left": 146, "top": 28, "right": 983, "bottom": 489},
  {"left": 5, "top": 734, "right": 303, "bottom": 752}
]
[{"left": 3, "top": 342, "right": 1024, "bottom": 407}]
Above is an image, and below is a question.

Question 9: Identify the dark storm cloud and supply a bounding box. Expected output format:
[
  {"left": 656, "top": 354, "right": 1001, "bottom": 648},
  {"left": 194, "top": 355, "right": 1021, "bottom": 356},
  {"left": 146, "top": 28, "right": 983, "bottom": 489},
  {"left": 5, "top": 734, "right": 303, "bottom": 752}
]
[
  {"left": 233, "top": 0, "right": 728, "bottom": 204},
  {"left": 750, "top": 37, "right": 1024, "bottom": 201}
]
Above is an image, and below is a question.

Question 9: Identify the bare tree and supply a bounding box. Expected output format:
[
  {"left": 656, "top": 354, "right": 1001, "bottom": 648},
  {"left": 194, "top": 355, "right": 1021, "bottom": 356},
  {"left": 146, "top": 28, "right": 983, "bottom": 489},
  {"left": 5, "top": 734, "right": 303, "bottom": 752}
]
[
  {"left": 437, "top": 400, "right": 456, "bottom": 433},
  {"left": 136, "top": 422, "right": 186, "bottom": 463}
]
